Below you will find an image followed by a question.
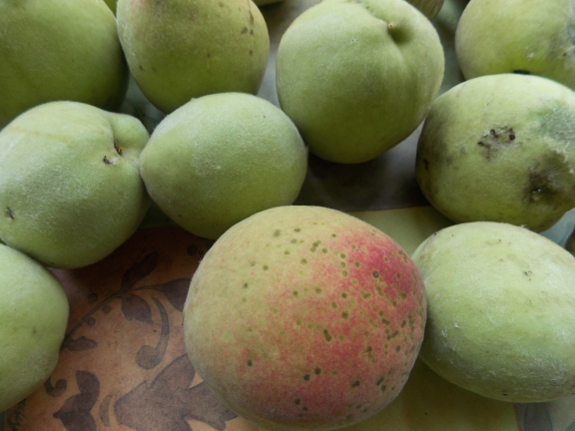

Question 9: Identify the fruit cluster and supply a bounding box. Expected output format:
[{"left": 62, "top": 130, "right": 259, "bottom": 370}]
[{"left": 1, "top": 0, "right": 574, "bottom": 429}]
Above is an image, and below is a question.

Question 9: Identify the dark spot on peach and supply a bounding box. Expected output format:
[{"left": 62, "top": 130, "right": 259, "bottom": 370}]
[
  {"left": 301, "top": 259, "right": 308, "bottom": 265},
  {"left": 4, "top": 207, "right": 14, "bottom": 220},
  {"left": 395, "top": 273, "right": 401, "bottom": 280},
  {"left": 302, "top": 406, "right": 308, "bottom": 411},
  {"left": 295, "top": 228, "right": 301, "bottom": 232},
  {"left": 294, "top": 398, "right": 301, "bottom": 405},
  {"left": 315, "top": 287, "right": 322, "bottom": 294},
  {"left": 263, "top": 265, "right": 269, "bottom": 270},
  {"left": 376, "top": 377, "right": 385, "bottom": 386},
  {"left": 341, "top": 293, "right": 348, "bottom": 299},
  {"left": 322, "top": 248, "right": 328, "bottom": 254},
  {"left": 401, "top": 320, "right": 406, "bottom": 327},
  {"left": 241, "top": 27, "right": 248, "bottom": 34},
  {"left": 331, "top": 302, "right": 337, "bottom": 308},
  {"left": 323, "top": 329, "right": 333, "bottom": 342},
  {"left": 395, "top": 345, "right": 401, "bottom": 352},
  {"left": 247, "top": 359, "right": 253, "bottom": 367},
  {"left": 381, "top": 385, "right": 387, "bottom": 392},
  {"left": 304, "top": 374, "right": 310, "bottom": 381},
  {"left": 341, "top": 311, "right": 349, "bottom": 320},
  {"left": 351, "top": 380, "right": 360, "bottom": 388},
  {"left": 273, "top": 229, "right": 281, "bottom": 237},
  {"left": 293, "top": 290, "right": 299, "bottom": 297},
  {"left": 314, "top": 367, "right": 322, "bottom": 375}
]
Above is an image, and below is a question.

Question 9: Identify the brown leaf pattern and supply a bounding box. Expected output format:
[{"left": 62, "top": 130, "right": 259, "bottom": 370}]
[
  {"left": 114, "top": 355, "right": 236, "bottom": 431},
  {"left": 53, "top": 371, "right": 100, "bottom": 431}
]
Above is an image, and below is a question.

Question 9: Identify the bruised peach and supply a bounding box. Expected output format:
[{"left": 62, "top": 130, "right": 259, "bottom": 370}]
[{"left": 183, "top": 205, "right": 426, "bottom": 430}]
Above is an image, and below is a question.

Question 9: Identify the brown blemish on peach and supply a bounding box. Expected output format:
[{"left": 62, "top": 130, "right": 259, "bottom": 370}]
[
  {"left": 323, "top": 329, "right": 333, "bottom": 342},
  {"left": 360, "top": 291, "right": 371, "bottom": 300}
]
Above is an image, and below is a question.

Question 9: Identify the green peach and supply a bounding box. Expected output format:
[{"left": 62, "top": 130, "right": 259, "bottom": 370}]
[
  {"left": 0, "top": 0, "right": 128, "bottom": 128},
  {"left": 139, "top": 92, "right": 308, "bottom": 240},
  {"left": 412, "top": 221, "right": 575, "bottom": 402},
  {"left": 0, "top": 101, "right": 151, "bottom": 269},
  {"left": 415, "top": 73, "right": 575, "bottom": 232},
  {"left": 184, "top": 205, "right": 426, "bottom": 430},
  {"left": 0, "top": 243, "right": 69, "bottom": 412},
  {"left": 116, "top": 0, "right": 270, "bottom": 114},
  {"left": 275, "top": 0, "right": 445, "bottom": 164},
  {"left": 455, "top": 0, "right": 575, "bottom": 89}
]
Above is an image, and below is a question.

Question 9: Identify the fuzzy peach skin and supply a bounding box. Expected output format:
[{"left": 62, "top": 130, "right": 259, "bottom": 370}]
[
  {"left": 116, "top": 0, "right": 269, "bottom": 114},
  {"left": 455, "top": 0, "right": 575, "bottom": 90},
  {"left": 0, "top": 243, "right": 69, "bottom": 413},
  {"left": 0, "top": 0, "right": 128, "bottom": 128},
  {"left": 0, "top": 101, "right": 150, "bottom": 269},
  {"left": 413, "top": 221, "right": 575, "bottom": 403},
  {"left": 183, "top": 205, "right": 426, "bottom": 431},
  {"left": 275, "top": 0, "right": 444, "bottom": 163}
]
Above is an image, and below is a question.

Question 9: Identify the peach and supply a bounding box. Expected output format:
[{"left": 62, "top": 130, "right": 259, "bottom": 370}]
[{"left": 183, "top": 205, "right": 426, "bottom": 430}]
